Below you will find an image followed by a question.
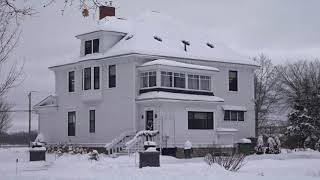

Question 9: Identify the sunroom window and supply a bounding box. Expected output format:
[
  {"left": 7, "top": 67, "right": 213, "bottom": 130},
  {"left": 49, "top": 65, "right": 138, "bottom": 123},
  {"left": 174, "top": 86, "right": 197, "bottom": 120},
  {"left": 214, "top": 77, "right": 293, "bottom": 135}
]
[
  {"left": 200, "top": 76, "right": 211, "bottom": 91},
  {"left": 188, "top": 74, "right": 199, "bottom": 90},
  {"left": 174, "top": 73, "right": 185, "bottom": 88},
  {"left": 140, "top": 71, "right": 156, "bottom": 88},
  {"left": 161, "top": 71, "right": 173, "bottom": 87}
]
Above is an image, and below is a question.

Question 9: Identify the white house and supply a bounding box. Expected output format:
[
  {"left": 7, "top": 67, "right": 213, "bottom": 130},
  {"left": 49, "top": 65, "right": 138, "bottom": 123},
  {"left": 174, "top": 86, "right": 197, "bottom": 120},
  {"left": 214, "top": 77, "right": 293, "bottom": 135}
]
[{"left": 34, "top": 10, "right": 258, "bottom": 156}]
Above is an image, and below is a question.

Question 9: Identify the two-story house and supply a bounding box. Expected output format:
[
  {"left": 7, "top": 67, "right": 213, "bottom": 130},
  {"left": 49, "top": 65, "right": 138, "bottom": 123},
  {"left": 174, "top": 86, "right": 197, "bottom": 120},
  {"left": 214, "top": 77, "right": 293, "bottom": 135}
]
[{"left": 34, "top": 10, "right": 258, "bottom": 156}]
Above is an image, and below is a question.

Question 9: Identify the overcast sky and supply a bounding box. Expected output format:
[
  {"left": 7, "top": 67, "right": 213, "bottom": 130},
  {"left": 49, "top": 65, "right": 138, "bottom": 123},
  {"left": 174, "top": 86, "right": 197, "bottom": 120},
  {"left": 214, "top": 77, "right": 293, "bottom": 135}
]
[{"left": 6, "top": 0, "right": 320, "bottom": 132}]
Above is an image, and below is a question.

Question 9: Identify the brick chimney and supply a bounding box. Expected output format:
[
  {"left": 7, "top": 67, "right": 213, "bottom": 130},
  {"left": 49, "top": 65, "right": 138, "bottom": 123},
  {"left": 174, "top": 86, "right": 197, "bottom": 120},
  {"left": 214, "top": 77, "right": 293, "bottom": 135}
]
[{"left": 99, "top": 6, "right": 115, "bottom": 20}]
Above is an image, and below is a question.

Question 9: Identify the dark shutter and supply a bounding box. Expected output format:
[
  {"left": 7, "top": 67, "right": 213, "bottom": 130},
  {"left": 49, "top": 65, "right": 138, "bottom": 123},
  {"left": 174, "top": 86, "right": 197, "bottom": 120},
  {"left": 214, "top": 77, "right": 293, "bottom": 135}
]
[
  {"left": 109, "top": 65, "right": 116, "bottom": 88},
  {"left": 94, "top": 67, "right": 100, "bottom": 90},
  {"left": 68, "top": 71, "right": 75, "bottom": 92}
]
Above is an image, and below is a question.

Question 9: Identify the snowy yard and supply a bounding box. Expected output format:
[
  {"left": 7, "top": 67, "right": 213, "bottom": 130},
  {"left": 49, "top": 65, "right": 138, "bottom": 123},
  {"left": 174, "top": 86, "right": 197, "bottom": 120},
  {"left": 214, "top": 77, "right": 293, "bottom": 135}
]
[{"left": 1, "top": 148, "right": 320, "bottom": 180}]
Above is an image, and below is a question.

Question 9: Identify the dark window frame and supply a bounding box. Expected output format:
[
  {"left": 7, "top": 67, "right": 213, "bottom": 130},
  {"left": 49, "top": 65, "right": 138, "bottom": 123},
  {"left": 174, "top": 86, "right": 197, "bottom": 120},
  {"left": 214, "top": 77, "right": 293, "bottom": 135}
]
[
  {"left": 109, "top": 65, "right": 116, "bottom": 88},
  {"left": 229, "top": 70, "right": 238, "bottom": 91},
  {"left": 68, "top": 71, "right": 75, "bottom": 92},
  {"left": 68, "top": 111, "right": 76, "bottom": 136},
  {"left": 94, "top": 67, "right": 100, "bottom": 90},
  {"left": 188, "top": 111, "right": 213, "bottom": 130},
  {"left": 174, "top": 73, "right": 186, "bottom": 89},
  {"left": 84, "top": 39, "right": 99, "bottom": 55},
  {"left": 224, "top": 110, "right": 245, "bottom": 121},
  {"left": 84, "top": 67, "right": 91, "bottom": 90},
  {"left": 89, "top": 110, "right": 95, "bottom": 133}
]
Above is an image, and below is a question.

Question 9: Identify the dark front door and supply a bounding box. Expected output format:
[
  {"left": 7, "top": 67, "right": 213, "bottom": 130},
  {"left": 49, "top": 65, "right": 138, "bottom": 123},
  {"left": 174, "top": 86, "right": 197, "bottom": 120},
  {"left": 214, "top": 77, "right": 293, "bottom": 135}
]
[{"left": 145, "top": 110, "right": 154, "bottom": 130}]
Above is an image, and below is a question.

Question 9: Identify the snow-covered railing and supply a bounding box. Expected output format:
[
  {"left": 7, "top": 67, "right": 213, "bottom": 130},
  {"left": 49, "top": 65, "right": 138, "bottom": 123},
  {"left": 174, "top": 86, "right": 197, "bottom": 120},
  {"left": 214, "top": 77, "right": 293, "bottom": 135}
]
[
  {"left": 105, "top": 130, "right": 136, "bottom": 153},
  {"left": 125, "top": 130, "right": 159, "bottom": 149}
]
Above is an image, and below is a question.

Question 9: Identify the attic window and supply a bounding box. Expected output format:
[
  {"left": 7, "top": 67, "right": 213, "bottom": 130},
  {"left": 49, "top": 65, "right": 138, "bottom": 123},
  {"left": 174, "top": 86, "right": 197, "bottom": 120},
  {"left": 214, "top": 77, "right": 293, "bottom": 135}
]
[
  {"left": 125, "top": 35, "right": 133, "bottom": 40},
  {"left": 182, "top": 40, "right": 190, "bottom": 51},
  {"left": 153, "top": 36, "right": 162, "bottom": 42},
  {"left": 207, "top": 43, "right": 214, "bottom": 48}
]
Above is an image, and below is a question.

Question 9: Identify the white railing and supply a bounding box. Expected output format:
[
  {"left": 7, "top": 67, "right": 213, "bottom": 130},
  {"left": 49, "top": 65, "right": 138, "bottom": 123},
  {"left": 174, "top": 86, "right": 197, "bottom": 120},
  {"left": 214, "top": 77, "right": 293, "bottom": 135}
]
[
  {"left": 105, "top": 130, "right": 136, "bottom": 154},
  {"left": 125, "top": 130, "right": 160, "bottom": 155}
]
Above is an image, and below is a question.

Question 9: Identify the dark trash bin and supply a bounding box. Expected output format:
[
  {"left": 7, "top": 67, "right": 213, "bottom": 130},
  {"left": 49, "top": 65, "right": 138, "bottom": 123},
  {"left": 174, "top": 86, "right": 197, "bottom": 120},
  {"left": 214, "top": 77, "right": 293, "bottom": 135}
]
[
  {"left": 139, "top": 150, "right": 160, "bottom": 168},
  {"left": 184, "top": 148, "right": 192, "bottom": 159},
  {"left": 237, "top": 138, "right": 253, "bottom": 155},
  {"left": 29, "top": 147, "right": 46, "bottom": 161}
]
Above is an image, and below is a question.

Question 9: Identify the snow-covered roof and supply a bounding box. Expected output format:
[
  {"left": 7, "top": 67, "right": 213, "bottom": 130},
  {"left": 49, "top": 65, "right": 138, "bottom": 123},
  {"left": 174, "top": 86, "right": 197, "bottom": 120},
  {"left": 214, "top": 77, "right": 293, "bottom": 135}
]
[
  {"left": 140, "top": 59, "right": 219, "bottom": 71},
  {"left": 67, "top": 11, "right": 258, "bottom": 67},
  {"left": 222, "top": 105, "right": 247, "bottom": 111},
  {"left": 136, "top": 91, "right": 224, "bottom": 103},
  {"left": 33, "top": 95, "right": 57, "bottom": 110}
]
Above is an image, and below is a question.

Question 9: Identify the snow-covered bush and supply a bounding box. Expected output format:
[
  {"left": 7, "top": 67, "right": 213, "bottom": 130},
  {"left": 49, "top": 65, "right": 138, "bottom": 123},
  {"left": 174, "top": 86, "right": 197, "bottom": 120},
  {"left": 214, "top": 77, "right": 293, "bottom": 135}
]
[
  {"left": 255, "top": 135, "right": 264, "bottom": 155},
  {"left": 214, "top": 153, "right": 246, "bottom": 172},
  {"left": 266, "top": 137, "right": 277, "bottom": 154},
  {"left": 88, "top": 150, "right": 99, "bottom": 161},
  {"left": 204, "top": 153, "right": 213, "bottom": 165},
  {"left": 273, "top": 135, "right": 281, "bottom": 154}
]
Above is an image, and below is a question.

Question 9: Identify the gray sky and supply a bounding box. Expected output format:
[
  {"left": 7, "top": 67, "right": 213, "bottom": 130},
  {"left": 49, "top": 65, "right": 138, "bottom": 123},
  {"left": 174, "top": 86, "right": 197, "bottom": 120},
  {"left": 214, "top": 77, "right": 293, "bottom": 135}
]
[{"left": 6, "top": 0, "right": 320, "bottom": 132}]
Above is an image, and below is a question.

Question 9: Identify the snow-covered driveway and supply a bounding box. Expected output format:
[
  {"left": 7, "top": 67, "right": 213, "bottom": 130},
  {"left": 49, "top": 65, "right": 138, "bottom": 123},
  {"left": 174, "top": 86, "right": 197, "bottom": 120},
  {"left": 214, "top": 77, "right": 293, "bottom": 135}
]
[{"left": 0, "top": 148, "right": 320, "bottom": 180}]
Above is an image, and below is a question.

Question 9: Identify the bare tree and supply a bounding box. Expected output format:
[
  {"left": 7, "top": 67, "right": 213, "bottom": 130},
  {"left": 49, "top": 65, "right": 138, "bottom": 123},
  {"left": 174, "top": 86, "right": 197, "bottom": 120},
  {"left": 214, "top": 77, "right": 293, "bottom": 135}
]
[
  {"left": 253, "top": 54, "right": 282, "bottom": 136},
  {"left": 0, "top": 0, "right": 34, "bottom": 133},
  {"left": 0, "top": 100, "right": 12, "bottom": 134}
]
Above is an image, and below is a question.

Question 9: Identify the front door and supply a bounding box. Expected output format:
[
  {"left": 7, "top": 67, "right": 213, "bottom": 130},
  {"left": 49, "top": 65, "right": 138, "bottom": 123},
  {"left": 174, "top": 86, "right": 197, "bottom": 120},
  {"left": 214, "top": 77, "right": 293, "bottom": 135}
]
[{"left": 145, "top": 110, "right": 154, "bottom": 130}]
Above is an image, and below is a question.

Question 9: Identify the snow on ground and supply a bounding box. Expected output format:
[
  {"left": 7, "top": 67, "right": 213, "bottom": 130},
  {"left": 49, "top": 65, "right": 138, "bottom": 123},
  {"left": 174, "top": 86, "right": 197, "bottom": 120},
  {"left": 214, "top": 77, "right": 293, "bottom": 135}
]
[{"left": 0, "top": 148, "right": 320, "bottom": 180}]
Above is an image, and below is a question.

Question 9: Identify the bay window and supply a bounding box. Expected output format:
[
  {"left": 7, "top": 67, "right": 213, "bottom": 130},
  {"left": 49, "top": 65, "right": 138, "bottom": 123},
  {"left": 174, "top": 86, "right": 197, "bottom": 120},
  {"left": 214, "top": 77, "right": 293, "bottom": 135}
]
[
  {"left": 188, "top": 74, "right": 199, "bottom": 90},
  {"left": 174, "top": 73, "right": 185, "bottom": 88},
  {"left": 200, "top": 76, "right": 211, "bottom": 91},
  {"left": 161, "top": 71, "right": 173, "bottom": 87},
  {"left": 140, "top": 71, "right": 156, "bottom": 88}
]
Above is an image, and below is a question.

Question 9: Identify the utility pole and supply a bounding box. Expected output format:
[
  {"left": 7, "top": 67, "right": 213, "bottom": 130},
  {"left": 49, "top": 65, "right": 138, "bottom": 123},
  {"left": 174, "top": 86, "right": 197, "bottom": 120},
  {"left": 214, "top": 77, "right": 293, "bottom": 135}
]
[{"left": 28, "top": 92, "right": 31, "bottom": 147}]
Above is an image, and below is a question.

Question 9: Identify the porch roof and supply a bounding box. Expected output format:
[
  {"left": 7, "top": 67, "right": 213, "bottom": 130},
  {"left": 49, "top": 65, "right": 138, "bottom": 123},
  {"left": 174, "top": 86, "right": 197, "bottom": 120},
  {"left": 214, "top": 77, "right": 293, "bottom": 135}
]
[{"left": 136, "top": 91, "right": 224, "bottom": 103}]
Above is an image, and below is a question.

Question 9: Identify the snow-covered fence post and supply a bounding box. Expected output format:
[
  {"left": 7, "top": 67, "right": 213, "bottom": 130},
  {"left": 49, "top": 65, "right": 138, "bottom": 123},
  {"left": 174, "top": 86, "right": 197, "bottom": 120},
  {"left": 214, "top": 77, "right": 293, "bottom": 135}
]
[{"left": 15, "top": 158, "right": 18, "bottom": 175}]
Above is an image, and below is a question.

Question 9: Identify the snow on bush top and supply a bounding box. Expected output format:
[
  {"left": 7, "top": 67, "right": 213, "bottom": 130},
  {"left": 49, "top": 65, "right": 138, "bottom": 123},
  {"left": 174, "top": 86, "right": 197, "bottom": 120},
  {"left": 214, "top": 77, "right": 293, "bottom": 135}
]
[
  {"left": 72, "top": 11, "right": 257, "bottom": 67},
  {"left": 238, "top": 138, "right": 252, "bottom": 144}
]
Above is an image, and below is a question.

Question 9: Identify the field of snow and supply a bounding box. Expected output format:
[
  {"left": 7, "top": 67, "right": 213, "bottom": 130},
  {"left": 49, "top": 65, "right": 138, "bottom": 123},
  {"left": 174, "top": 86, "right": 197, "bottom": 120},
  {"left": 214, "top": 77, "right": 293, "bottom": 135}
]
[{"left": 0, "top": 148, "right": 320, "bottom": 180}]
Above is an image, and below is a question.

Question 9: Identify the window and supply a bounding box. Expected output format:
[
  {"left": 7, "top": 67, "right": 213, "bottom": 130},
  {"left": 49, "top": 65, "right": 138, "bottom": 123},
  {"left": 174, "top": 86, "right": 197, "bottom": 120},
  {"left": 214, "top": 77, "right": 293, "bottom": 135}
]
[
  {"left": 188, "top": 111, "right": 213, "bottom": 129},
  {"left": 94, "top": 67, "right": 100, "bottom": 90},
  {"left": 188, "top": 74, "right": 199, "bottom": 90},
  {"left": 229, "top": 71, "right": 238, "bottom": 91},
  {"left": 85, "top": 39, "right": 99, "bottom": 55},
  {"left": 68, "top": 71, "right": 75, "bottom": 92},
  {"left": 85, "top": 40, "right": 92, "bottom": 55},
  {"left": 174, "top": 73, "right": 185, "bottom": 88},
  {"left": 89, "top": 110, "right": 95, "bottom": 133},
  {"left": 84, "top": 67, "right": 91, "bottom": 90},
  {"left": 161, "top": 71, "right": 172, "bottom": 87},
  {"left": 68, "top": 111, "right": 76, "bottom": 136},
  {"left": 93, "top": 39, "right": 99, "bottom": 53},
  {"left": 140, "top": 71, "right": 156, "bottom": 88},
  {"left": 109, "top": 65, "right": 116, "bottom": 88},
  {"left": 200, "top": 76, "right": 211, "bottom": 91},
  {"left": 224, "top": 110, "right": 245, "bottom": 121}
]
